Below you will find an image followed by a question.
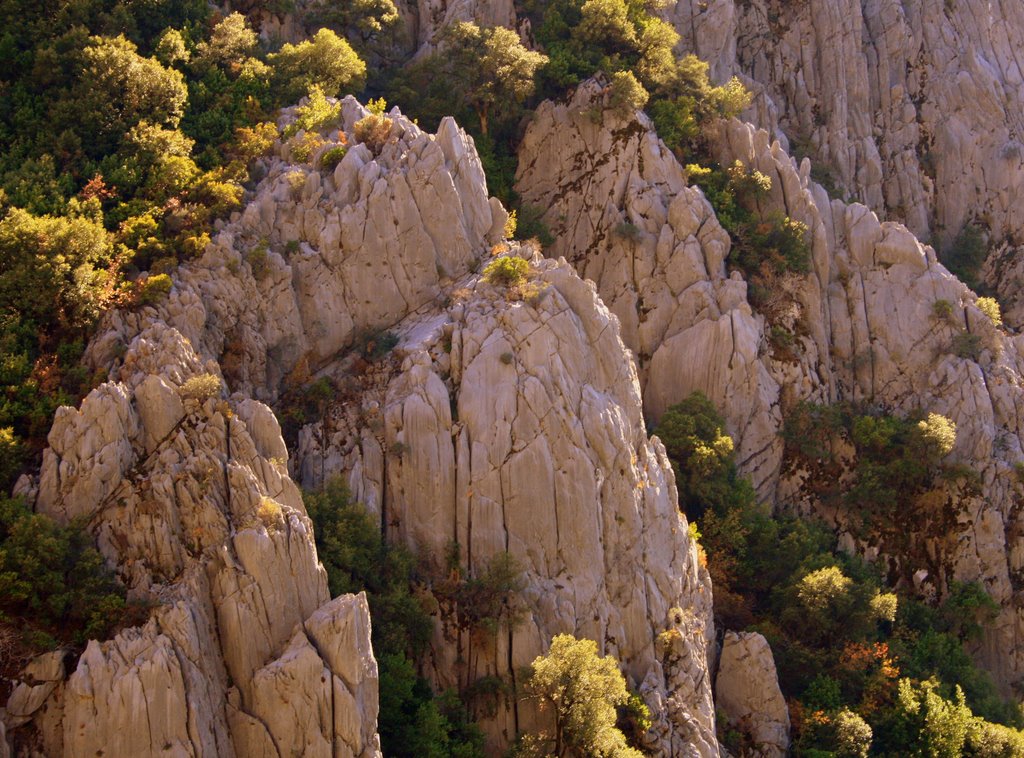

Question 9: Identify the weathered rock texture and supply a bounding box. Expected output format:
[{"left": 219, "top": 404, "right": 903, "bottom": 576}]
[
  {"left": 12, "top": 99, "right": 719, "bottom": 756},
  {"left": 516, "top": 79, "right": 1024, "bottom": 694},
  {"left": 664, "top": 0, "right": 1024, "bottom": 325},
  {"left": 85, "top": 98, "right": 504, "bottom": 404},
  {"left": 295, "top": 248, "right": 719, "bottom": 754},
  {"left": 715, "top": 631, "right": 790, "bottom": 757},
  {"left": 9, "top": 322, "right": 381, "bottom": 757}
]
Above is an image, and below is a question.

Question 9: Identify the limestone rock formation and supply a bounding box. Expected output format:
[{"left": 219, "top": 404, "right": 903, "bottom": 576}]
[
  {"left": 715, "top": 631, "right": 790, "bottom": 757},
  {"left": 516, "top": 79, "right": 786, "bottom": 493},
  {"left": 8, "top": 321, "right": 382, "bottom": 757},
  {"left": 294, "top": 246, "right": 720, "bottom": 755},
  {"left": 12, "top": 99, "right": 719, "bottom": 756},
  {"left": 664, "top": 0, "right": 1024, "bottom": 325},
  {"left": 85, "top": 97, "right": 504, "bottom": 403},
  {"left": 516, "top": 79, "right": 1024, "bottom": 693}
]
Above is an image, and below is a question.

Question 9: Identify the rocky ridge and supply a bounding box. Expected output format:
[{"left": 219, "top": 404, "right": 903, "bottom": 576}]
[
  {"left": 5, "top": 98, "right": 720, "bottom": 755},
  {"left": 516, "top": 79, "right": 1024, "bottom": 693}
]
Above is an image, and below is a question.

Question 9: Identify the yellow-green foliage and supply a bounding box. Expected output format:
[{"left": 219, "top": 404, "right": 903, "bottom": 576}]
[
  {"left": 977, "top": 296, "right": 1002, "bottom": 327},
  {"left": 504, "top": 209, "right": 518, "bottom": 239},
  {"left": 320, "top": 144, "right": 348, "bottom": 171},
  {"left": 608, "top": 70, "right": 648, "bottom": 113},
  {"left": 256, "top": 497, "right": 283, "bottom": 529},
  {"left": 483, "top": 255, "right": 531, "bottom": 287},
  {"left": 178, "top": 373, "right": 222, "bottom": 402},
  {"left": 287, "top": 132, "right": 326, "bottom": 163},
  {"left": 353, "top": 110, "right": 393, "bottom": 155},
  {"left": 283, "top": 85, "right": 342, "bottom": 139},
  {"left": 138, "top": 273, "right": 172, "bottom": 305},
  {"left": 797, "top": 566, "right": 853, "bottom": 613},
  {"left": 517, "top": 634, "right": 642, "bottom": 757},
  {"left": 916, "top": 412, "right": 957, "bottom": 457},
  {"left": 270, "top": 28, "right": 366, "bottom": 103},
  {"left": 870, "top": 591, "right": 899, "bottom": 622}
]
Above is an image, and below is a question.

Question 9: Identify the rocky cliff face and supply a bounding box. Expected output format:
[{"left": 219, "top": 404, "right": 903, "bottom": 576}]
[
  {"left": 9, "top": 319, "right": 381, "bottom": 757},
  {"left": 664, "top": 0, "right": 1024, "bottom": 325},
  {"left": 293, "top": 247, "right": 718, "bottom": 753},
  {"left": 516, "top": 79, "right": 1024, "bottom": 693},
  {"left": 7, "top": 99, "right": 720, "bottom": 755}
]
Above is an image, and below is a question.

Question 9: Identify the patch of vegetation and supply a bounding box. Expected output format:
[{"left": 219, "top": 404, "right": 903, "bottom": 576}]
[
  {"left": 178, "top": 373, "right": 222, "bottom": 402},
  {"left": 940, "top": 224, "right": 988, "bottom": 290},
  {"left": 0, "top": 1, "right": 372, "bottom": 490},
  {"left": 513, "top": 634, "right": 643, "bottom": 757},
  {"left": 483, "top": 255, "right": 531, "bottom": 287},
  {"left": 304, "top": 480, "right": 530, "bottom": 756},
  {"left": 0, "top": 497, "right": 139, "bottom": 656},
  {"left": 320, "top": 144, "right": 348, "bottom": 171},
  {"left": 951, "top": 332, "right": 982, "bottom": 361},
  {"left": 976, "top": 296, "right": 1002, "bottom": 327},
  {"left": 655, "top": 394, "right": 1020, "bottom": 753},
  {"left": 137, "top": 273, "right": 172, "bottom": 306}
]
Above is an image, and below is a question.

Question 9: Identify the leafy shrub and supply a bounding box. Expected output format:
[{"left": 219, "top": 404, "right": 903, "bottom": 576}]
[
  {"left": 932, "top": 299, "right": 955, "bottom": 322},
  {"left": 178, "top": 373, "right": 222, "bottom": 401},
  {"left": 516, "top": 634, "right": 642, "bottom": 757},
  {"left": 256, "top": 497, "right": 283, "bottom": 529},
  {"left": 137, "top": 273, "right": 172, "bottom": 305},
  {"left": 952, "top": 331, "right": 982, "bottom": 361},
  {"left": 356, "top": 329, "right": 399, "bottom": 360},
  {"left": 976, "top": 296, "right": 1002, "bottom": 327},
  {"left": 614, "top": 221, "right": 643, "bottom": 242},
  {"left": 320, "top": 144, "right": 348, "bottom": 171},
  {"left": 270, "top": 28, "right": 366, "bottom": 104},
  {"left": 0, "top": 497, "right": 131, "bottom": 651},
  {"left": 282, "top": 84, "right": 342, "bottom": 139},
  {"left": 353, "top": 110, "right": 393, "bottom": 155},
  {"left": 247, "top": 241, "right": 270, "bottom": 279},
  {"left": 940, "top": 224, "right": 987, "bottom": 290},
  {"left": 483, "top": 255, "right": 531, "bottom": 287},
  {"left": 287, "top": 132, "right": 326, "bottom": 163},
  {"left": 504, "top": 209, "right": 518, "bottom": 239},
  {"left": 608, "top": 70, "right": 648, "bottom": 113}
]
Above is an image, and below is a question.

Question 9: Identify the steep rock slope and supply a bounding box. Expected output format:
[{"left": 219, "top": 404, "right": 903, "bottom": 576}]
[
  {"left": 516, "top": 80, "right": 1024, "bottom": 692},
  {"left": 10, "top": 323, "right": 380, "bottom": 757},
  {"left": 294, "top": 248, "right": 718, "bottom": 754},
  {"left": 665, "top": 0, "right": 1024, "bottom": 322},
  {"left": 10, "top": 99, "right": 719, "bottom": 755}
]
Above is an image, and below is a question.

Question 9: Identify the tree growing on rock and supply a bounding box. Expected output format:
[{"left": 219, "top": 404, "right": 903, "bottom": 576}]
[
  {"left": 270, "top": 28, "right": 366, "bottom": 104},
  {"left": 440, "top": 22, "right": 548, "bottom": 136},
  {"left": 516, "top": 633, "right": 643, "bottom": 757}
]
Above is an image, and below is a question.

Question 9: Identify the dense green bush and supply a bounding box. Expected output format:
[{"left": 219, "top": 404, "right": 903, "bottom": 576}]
[
  {"left": 515, "top": 634, "right": 642, "bottom": 757},
  {"left": 656, "top": 393, "right": 1021, "bottom": 753},
  {"left": 941, "top": 224, "right": 987, "bottom": 290},
  {"left": 304, "top": 480, "right": 507, "bottom": 757},
  {"left": 483, "top": 255, "right": 531, "bottom": 287},
  {"left": 0, "top": 497, "right": 131, "bottom": 651}
]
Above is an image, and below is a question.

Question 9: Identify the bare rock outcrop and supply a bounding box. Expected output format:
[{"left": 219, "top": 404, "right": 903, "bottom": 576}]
[
  {"left": 12, "top": 99, "right": 720, "bottom": 756},
  {"left": 85, "top": 97, "right": 504, "bottom": 403},
  {"left": 715, "top": 631, "right": 790, "bottom": 757},
  {"left": 9, "top": 322, "right": 382, "bottom": 757},
  {"left": 294, "top": 246, "right": 720, "bottom": 755},
  {"left": 516, "top": 80, "right": 787, "bottom": 493},
  {"left": 515, "top": 80, "right": 1024, "bottom": 693},
  {"left": 665, "top": 0, "right": 1024, "bottom": 325}
]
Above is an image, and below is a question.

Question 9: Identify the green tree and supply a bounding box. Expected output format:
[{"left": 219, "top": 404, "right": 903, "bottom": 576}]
[
  {"left": 68, "top": 35, "right": 188, "bottom": 156},
  {"left": 0, "top": 206, "right": 116, "bottom": 332},
  {"left": 441, "top": 23, "right": 548, "bottom": 136},
  {"left": 193, "top": 12, "right": 256, "bottom": 71},
  {"left": 270, "top": 28, "right": 366, "bottom": 104},
  {"left": 519, "top": 634, "right": 642, "bottom": 757}
]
